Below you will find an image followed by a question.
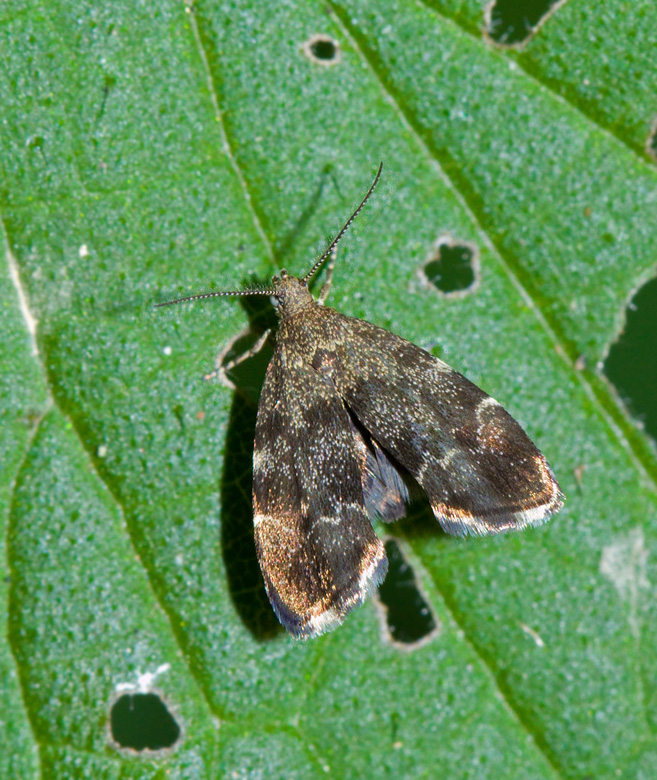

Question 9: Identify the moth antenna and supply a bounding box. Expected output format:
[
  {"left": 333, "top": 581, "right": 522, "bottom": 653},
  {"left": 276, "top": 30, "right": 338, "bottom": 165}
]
[
  {"left": 156, "top": 163, "right": 383, "bottom": 307},
  {"left": 302, "top": 162, "right": 383, "bottom": 285},
  {"left": 155, "top": 286, "right": 275, "bottom": 308}
]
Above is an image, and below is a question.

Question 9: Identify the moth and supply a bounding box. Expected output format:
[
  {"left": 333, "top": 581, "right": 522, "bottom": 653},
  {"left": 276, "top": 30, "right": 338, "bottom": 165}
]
[{"left": 158, "top": 164, "right": 564, "bottom": 639}]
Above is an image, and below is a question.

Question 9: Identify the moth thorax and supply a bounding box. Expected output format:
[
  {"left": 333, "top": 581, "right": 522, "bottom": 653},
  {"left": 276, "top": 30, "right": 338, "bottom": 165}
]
[{"left": 273, "top": 273, "right": 315, "bottom": 318}]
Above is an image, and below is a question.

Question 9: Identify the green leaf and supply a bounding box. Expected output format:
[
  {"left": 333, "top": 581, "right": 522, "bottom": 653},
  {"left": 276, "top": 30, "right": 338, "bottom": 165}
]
[{"left": 2, "top": 1, "right": 657, "bottom": 777}]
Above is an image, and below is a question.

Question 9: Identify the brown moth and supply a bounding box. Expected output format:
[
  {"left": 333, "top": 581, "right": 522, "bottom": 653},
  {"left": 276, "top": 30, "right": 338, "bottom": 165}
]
[{"left": 158, "top": 164, "right": 563, "bottom": 638}]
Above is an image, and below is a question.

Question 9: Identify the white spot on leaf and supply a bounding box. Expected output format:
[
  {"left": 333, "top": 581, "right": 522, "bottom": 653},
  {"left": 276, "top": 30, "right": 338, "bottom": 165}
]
[
  {"left": 519, "top": 622, "right": 545, "bottom": 648},
  {"left": 115, "top": 662, "right": 171, "bottom": 693},
  {"left": 600, "top": 527, "right": 649, "bottom": 638}
]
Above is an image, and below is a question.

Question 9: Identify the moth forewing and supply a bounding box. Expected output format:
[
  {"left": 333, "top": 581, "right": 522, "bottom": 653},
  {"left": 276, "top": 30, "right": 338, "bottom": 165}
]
[{"left": 251, "top": 320, "right": 387, "bottom": 638}]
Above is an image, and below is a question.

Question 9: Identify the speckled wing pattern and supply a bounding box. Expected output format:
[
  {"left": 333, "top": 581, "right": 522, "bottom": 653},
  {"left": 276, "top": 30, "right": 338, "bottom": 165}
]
[
  {"left": 252, "top": 334, "right": 387, "bottom": 639},
  {"left": 325, "top": 309, "right": 565, "bottom": 537},
  {"left": 253, "top": 298, "right": 563, "bottom": 638}
]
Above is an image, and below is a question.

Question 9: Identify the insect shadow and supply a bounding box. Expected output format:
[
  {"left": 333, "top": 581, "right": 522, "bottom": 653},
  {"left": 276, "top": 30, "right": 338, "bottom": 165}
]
[
  {"left": 218, "top": 165, "right": 340, "bottom": 640},
  {"left": 271, "top": 162, "right": 340, "bottom": 267},
  {"left": 218, "top": 289, "right": 283, "bottom": 640},
  {"left": 217, "top": 282, "right": 447, "bottom": 641}
]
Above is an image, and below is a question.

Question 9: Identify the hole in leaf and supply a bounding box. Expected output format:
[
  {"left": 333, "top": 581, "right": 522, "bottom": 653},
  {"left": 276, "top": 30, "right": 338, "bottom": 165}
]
[
  {"left": 604, "top": 276, "right": 657, "bottom": 443},
  {"left": 422, "top": 240, "right": 477, "bottom": 295},
  {"left": 216, "top": 293, "right": 277, "bottom": 406},
  {"left": 303, "top": 35, "right": 341, "bottom": 66},
  {"left": 486, "top": 0, "right": 562, "bottom": 47},
  {"left": 110, "top": 693, "right": 180, "bottom": 752},
  {"left": 377, "top": 539, "right": 437, "bottom": 647},
  {"left": 219, "top": 328, "right": 274, "bottom": 405}
]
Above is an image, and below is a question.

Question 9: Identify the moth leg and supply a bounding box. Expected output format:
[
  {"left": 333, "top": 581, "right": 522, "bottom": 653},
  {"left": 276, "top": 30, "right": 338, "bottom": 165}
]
[
  {"left": 204, "top": 328, "right": 272, "bottom": 381},
  {"left": 317, "top": 248, "right": 337, "bottom": 305}
]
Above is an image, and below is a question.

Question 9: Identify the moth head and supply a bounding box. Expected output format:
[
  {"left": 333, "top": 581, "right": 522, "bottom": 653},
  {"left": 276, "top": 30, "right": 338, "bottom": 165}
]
[{"left": 272, "top": 271, "right": 314, "bottom": 317}]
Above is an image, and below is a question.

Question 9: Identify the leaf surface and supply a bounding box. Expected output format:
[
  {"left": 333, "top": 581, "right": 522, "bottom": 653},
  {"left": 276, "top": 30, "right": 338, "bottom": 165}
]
[{"left": 2, "top": 1, "right": 657, "bottom": 777}]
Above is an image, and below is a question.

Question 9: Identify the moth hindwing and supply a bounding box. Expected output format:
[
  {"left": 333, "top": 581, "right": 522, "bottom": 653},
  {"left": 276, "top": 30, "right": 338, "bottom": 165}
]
[{"left": 157, "top": 163, "right": 564, "bottom": 639}]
